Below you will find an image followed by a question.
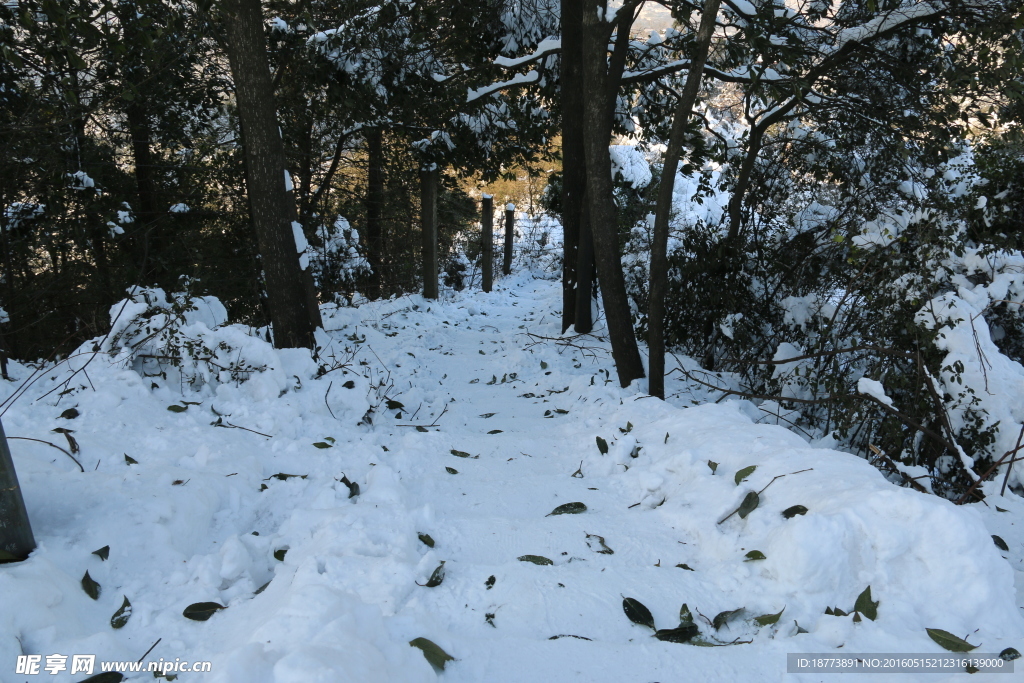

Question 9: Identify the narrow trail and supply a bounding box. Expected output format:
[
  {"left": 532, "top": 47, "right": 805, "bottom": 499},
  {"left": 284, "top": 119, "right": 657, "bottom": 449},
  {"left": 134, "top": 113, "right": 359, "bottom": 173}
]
[{"left": 1, "top": 274, "right": 1021, "bottom": 683}]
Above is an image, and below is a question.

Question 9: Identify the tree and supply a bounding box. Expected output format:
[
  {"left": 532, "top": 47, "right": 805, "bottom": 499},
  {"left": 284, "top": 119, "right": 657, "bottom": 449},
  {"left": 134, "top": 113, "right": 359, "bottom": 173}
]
[
  {"left": 647, "top": 0, "right": 722, "bottom": 399},
  {"left": 220, "top": 0, "right": 319, "bottom": 348},
  {"left": 0, "top": 418, "right": 35, "bottom": 562},
  {"left": 578, "top": 0, "right": 645, "bottom": 387}
]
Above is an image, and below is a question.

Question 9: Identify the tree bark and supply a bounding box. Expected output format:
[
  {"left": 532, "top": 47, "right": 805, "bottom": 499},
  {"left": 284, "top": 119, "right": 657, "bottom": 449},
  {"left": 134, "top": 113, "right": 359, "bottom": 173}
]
[
  {"left": 125, "top": 101, "right": 164, "bottom": 286},
  {"left": 580, "top": 0, "right": 645, "bottom": 387},
  {"left": 221, "top": 0, "right": 315, "bottom": 348},
  {"left": 481, "top": 195, "right": 493, "bottom": 292},
  {"left": 574, "top": 191, "right": 594, "bottom": 333},
  {"left": 559, "top": 0, "right": 585, "bottom": 332},
  {"left": 365, "top": 127, "right": 385, "bottom": 299},
  {"left": 648, "top": 0, "right": 723, "bottom": 399},
  {"left": 0, "top": 418, "right": 35, "bottom": 562},
  {"left": 503, "top": 204, "right": 514, "bottom": 275},
  {"left": 420, "top": 167, "right": 439, "bottom": 299}
]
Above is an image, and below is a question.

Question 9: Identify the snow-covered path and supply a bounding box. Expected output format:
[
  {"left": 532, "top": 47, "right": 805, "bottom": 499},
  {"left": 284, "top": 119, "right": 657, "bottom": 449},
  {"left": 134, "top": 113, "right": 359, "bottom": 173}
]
[{"left": 2, "top": 275, "right": 1023, "bottom": 683}]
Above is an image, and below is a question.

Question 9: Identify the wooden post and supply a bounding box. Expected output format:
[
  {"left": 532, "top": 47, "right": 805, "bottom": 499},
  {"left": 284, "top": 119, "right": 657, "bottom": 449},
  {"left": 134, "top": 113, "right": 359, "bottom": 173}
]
[
  {"left": 503, "top": 203, "right": 515, "bottom": 276},
  {"left": 0, "top": 418, "right": 35, "bottom": 562},
  {"left": 481, "top": 195, "right": 493, "bottom": 293},
  {"left": 420, "top": 167, "right": 439, "bottom": 299}
]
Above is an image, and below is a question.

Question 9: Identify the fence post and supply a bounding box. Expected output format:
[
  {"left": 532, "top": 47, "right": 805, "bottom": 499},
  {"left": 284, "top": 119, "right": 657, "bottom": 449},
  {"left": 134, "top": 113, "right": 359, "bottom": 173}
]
[
  {"left": 0, "top": 418, "right": 35, "bottom": 562},
  {"left": 420, "top": 166, "right": 439, "bottom": 299},
  {"left": 503, "top": 203, "right": 515, "bottom": 276},
  {"left": 481, "top": 195, "right": 493, "bottom": 293}
]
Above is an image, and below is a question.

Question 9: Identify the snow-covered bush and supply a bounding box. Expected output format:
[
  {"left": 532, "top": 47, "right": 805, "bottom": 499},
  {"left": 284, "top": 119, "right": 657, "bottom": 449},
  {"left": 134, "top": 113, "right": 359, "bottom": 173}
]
[
  {"left": 102, "top": 286, "right": 270, "bottom": 391},
  {"left": 310, "top": 216, "right": 371, "bottom": 301},
  {"left": 631, "top": 133, "right": 1024, "bottom": 500}
]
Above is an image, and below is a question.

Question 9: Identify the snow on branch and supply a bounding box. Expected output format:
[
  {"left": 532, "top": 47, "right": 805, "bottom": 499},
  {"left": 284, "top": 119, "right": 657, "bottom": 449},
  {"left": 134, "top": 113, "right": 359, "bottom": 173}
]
[
  {"left": 494, "top": 37, "right": 561, "bottom": 69},
  {"left": 467, "top": 70, "right": 540, "bottom": 102}
]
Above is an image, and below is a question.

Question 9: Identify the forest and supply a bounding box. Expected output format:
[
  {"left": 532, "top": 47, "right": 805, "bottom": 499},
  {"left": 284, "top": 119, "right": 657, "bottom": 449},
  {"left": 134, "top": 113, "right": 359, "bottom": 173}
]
[{"left": 1, "top": 0, "right": 1024, "bottom": 681}]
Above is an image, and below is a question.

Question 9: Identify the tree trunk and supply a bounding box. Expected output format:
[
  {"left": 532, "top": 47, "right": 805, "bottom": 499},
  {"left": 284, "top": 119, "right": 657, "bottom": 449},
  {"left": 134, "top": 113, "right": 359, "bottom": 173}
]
[
  {"left": 222, "top": 0, "right": 315, "bottom": 349},
  {"left": 574, "top": 192, "right": 594, "bottom": 333},
  {"left": 420, "top": 167, "right": 439, "bottom": 299},
  {"left": 482, "top": 195, "right": 493, "bottom": 292},
  {"left": 125, "top": 101, "right": 164, "bottom": 286},
  {"left": 365, "top": 127, "right": 385, "bottom": 299},
  {"left": 503, "top": 204, "right": 514, "bottom": 275},
  {"left": 648, "top": 0, "right": 723, "bottom": 399},
  {"left": 579, "top": 0, "right": 645, "bottom": 387},
  {"left": 559, "top": 0, "right": 585, "bottom": 332},
  {"left": 0, "top": 418, "right": 35, "bottom": 562}
]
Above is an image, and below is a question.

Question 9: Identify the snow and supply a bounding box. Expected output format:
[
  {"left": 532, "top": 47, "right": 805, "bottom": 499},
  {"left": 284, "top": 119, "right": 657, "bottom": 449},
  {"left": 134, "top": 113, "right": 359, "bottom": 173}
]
[
  {"left": 609, "top": 145, "right": 652, "bottom": 189},
  {"left": 67, "top": 171, "right": 95, "bottom": 190},
  {"left": 169, "top": 203, "right": 190, "bottom": 214},
  {"left": 857, "top": 378, "right": 894, "bottom": 407},
  {"left": 1, "top": 272, "right": 1023, "bottom": 682}
]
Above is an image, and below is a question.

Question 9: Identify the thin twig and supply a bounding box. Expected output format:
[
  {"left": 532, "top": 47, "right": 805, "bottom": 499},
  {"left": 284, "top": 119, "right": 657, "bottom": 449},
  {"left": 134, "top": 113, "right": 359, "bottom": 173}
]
[
  {"left": 1000, "top": 424, "right": 1024, "bottom": 497},
  {"left": 324, "top": 381, "right": 337, "bottom": 420},
  {"left": 397, "top": 404, "right": 448, "bottom": 428},
  {"left": 8, "top": 436, "right": 84, "bottom": 472}
]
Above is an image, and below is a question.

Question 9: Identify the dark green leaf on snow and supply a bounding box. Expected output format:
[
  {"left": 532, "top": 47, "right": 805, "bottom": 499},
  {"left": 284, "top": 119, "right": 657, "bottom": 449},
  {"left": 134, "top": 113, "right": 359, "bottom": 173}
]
[
  {"left": 754, "top": 607, "right": 785, "bottom": 626},
  {"left": 622, "top": 597, "right": 656, "bottom": 631},
  {"left": 854, "top": 586, "right": 878, "bottom": 621},
  {"left": 450, "top": 449, "right": 477, "bottom": 458},
  {"left": 445, "top": 466, "right": 458, "bottom": 474},
  {"left": 182, "top": 602, "right": 225, "bottom": 621},
  {"left": 342, "top": 380, "right": 356, "bottom": 389},
  {"left": 926, "top": 628, "right": 978, "bottom": 652},
  {"left": 92, "top": 545, "right": 110, "bottom": 561},
  {"left": 60, "top": 408, "right": 80, "bottom": 419},
  {"left": 167, "top": 404, "right": 188, "bottom": 413},
  {"left": 585, "top": 533, "right": 614, "bottom": 554},
  {"left": 386, "top": 400, "right": 404, "bottom": 410},
  {"left": 999, "top": 647, "right": 1021, "bottom": 661},
  {"left": 81, "top": 571, "right": 101, "bottom": 600},
  {"left": 409, "top": 637, "right": 454, "bottom": 670},
  {"left": 416, "top": 426, "right": 429, "bottom": 432},
  {"left": 993, "top": 535, "right": 1009, "bottom": 551},
  {"left": 487, "top": 429, "right": 503, "bottom": 434},
  {"left": 518, "top": 555, "right": 553, "bottom": 565},
  {"left": 418, "top": 561, "right": 446, "bottom": 587},
  {"left": 418, "top": 533, "right": 435, "bottom": 548},
  {"left": 547, "top": 502, "right": 587, "bottom": 516},
  {"left": 782, "top": 505, "right": 809, "bottom": 519},
  {"left": 124, "top": 454, "right": 138, "bottom": 465},
  {"left": 312, "top": 442, "right": 333, "bottom": 449},
  {"left": 734, "top": 465, "right": 756, "bottom": 485},
  {"left": 619, "top": 422, "right": 633, "bottom": 434},
  {"left": 744, "top": 550, "right": 766, "bottom": 561},
  {"left": 479, "top": 413, "right": 496, "bottom": 418},
  {"left": 679, "top": 604, "right": 694, "bottom": 625},
  {"left": 676, "top": 563, "right": 695, "bottom": 571},
  {"left": 713, "top": 608, "right": 744, "bottom": 630},
  {"left": 655, "top": 624, "right": 699, "bottom": 643},
  {"left": 708, "top": 460, "right": 718, "bottom": 474},
  {"left": 265, "top": 473, "right": 307, "bottom": 481},
  {"left": 738, "top": 491, "right": 760, "bottom": 519},
  {"left": 273, "top": 548, "right": 288, "bottom": 561},
  {"left": 110, "top": 596, "right": 132, "bottom": 629},
  {"left": 596, "top": 436, "right": 609, "bottom": 454},
  {"left": 254, "top": 580, "right": 271, "bottom": 595}
]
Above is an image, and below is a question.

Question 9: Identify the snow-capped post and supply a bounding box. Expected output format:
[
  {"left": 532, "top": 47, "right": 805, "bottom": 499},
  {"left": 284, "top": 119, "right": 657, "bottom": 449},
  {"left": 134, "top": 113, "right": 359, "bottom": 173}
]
[
  {"left": 0, "top": 418, "right": 35, "bottom": 562},
  {"left": 481, "top": 195, "right": 493, "bottom": 293},
  {"left": 420, "top": 166, "right": 439, "bottom": 299},
  {"left": 503, "top": 203, "right": 515, "bottom": 276}
]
